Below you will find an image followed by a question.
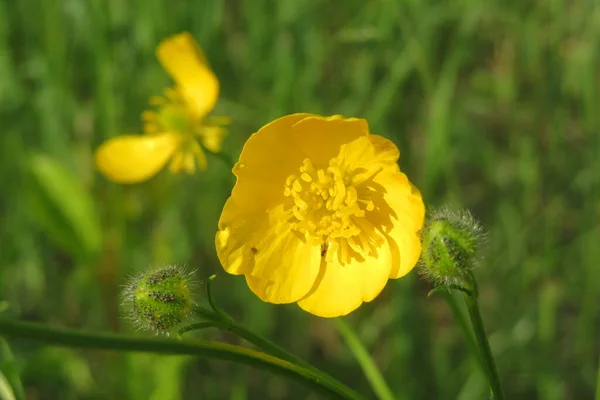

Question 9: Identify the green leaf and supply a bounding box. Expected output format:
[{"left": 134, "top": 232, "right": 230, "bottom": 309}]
[
  {"left": 0, "top": 338, "right": 23, "bottom": 400},
  {"left": 0, "top": 371, "right": 16, "bottom": 400},
  {"left": 26, "top": 153, "right": 102, "bottom": 260}
]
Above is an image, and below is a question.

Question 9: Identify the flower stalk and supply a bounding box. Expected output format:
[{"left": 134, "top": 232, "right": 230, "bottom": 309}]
[
  {"left": 419, "top": 207, "right": 504, "bottom": 399},
  {"left": 334, "top": 318, "right": 395, "bottom": 400},
  {"left": 436, "top": 291, "right": 486, "bottom": 377},
  {"left": 0, "top": 318, "right": 366, "bottom": 400},
  {"left": 179, "top": 275, "right": 313, "bottom": 370},
  {"left": 185, "top": 305, "right": 312, "bottom": 370},
  {"left": 181, "top": 306, "right": 361, "bottom": 399},
  {"left": 595, "top": 349, "right": 600, "bottom": 400},
  {"left": 170, "top": 274, "right": 361, "bottom": 399},
  {"left": 462, "top": 274, "right": 505, "bottom": 400}
]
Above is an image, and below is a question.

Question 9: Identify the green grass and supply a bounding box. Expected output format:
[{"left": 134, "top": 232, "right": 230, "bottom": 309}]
[{"left": 1, "top": 0, "right": 599, "bottom": 398}]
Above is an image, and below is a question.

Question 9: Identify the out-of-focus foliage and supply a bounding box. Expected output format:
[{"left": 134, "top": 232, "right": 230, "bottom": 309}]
[
  {"left": 0, "top": 0, "right": 598, "bottom": 399},
  {"left": 27, "top": 153, "right": 102, "bottom": 260}
]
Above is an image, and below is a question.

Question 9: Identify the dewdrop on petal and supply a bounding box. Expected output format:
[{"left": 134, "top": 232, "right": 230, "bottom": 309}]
[
  {"left": 123, "top": 265, "right": 196, "bottom": 334},
  {"left": 419, "top": 207, "right": 485, "bottom": 287}
]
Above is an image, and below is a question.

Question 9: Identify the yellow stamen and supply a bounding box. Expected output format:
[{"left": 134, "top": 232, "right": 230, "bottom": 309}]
[{"left": 284, "top": 157, "right": 384, "bottom": 265}]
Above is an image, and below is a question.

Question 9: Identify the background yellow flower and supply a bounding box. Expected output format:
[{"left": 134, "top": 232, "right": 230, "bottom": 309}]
[
  {"left": 94, "top": 32, "right": 226, "bottom": 183},
  {"left": 216, "top": 114, "right": 425, "bottom": 317}
]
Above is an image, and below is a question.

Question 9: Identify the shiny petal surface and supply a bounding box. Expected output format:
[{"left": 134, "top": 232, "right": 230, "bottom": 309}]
[
  {"left": 377, "top": 173, "right": 425, "bottom": 278},
  {"left": 228, "top": 114, "right": 311, "bottom": 217},
  {"left": 297, "top": 243, "right": 393, "bottom": 318},
  {"left": 215, "top": 113, "right": 425, "bottom": 318},
  {"left": 369, "top": 133, "right": 401, "bottom": 164},
  {"left": 369, "top": 134, "right": 424, "bottom": 278},
  {"left": 156, "top": 32, "right": 219, "bottom": 119},
  {"left": 95, "top": 133, "right": 179, "bottom": 183},
  {"left": 287, "top": 115, "right": 369, "bottom": 166},
  {"left": 245, "top": 227, "right": 321, "bottom": 304},
  {"left": 217, "top": 205, "right": 321, "bottom": 303},
  {"left": 229, "top": 114, "right": 368, "bottom": 216},
  {"left": 216, "top": 205, "right": 290, "bottom": 276},
  {"left": 215, "top": 115, "right": 307, "bottom": 278},
  {"left": 216, "top": 114, "right": 362, "bottom": 277}
]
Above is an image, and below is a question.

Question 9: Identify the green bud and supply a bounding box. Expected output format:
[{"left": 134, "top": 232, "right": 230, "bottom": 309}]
[
  {"left": 123, "top": 266, "right": 196, "bottom": 334},
  {"left": 419, "top": 207, "right": 485, "bottom": 287}
]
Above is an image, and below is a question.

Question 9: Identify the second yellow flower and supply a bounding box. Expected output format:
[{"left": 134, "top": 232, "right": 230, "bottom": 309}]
[{"left": 95, "top": 32, "right": 227, "bottom": 183}]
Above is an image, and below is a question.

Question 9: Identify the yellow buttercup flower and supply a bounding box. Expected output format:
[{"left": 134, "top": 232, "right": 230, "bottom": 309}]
[
  {"left": 95, "top": 32, "right": 227, "bottom": 183},
  {"left": 215, "top": 114, "right": 425, "bottom": 317}
]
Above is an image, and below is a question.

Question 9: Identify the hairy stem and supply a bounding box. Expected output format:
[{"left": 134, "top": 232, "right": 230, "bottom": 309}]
[
  {"left": 0, "top": 318, "right": 366, "bottom": 400},
  {"left": 440, "top": 291, "right": 486, "bottom": 377},
  {"left": 190, "top": 306, "right": 312, "bottom": 369},
  {"left": 463, "top": 294, "right": 505, "bottom": 400}
]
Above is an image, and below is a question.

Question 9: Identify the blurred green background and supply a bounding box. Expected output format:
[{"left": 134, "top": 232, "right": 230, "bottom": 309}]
[{"left": 1, "top": 0, "right": 599, "bottom": 399}]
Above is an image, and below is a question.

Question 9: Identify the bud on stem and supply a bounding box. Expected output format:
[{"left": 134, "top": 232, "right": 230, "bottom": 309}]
[
  {"left": 419, "top": 207, "right": 485, "bottom": 289},
  {"left": 123, "top": 266, "right": 196, "bottom": 334},
  {"left": 420, "top": 206, "right": 505, "bottom": 400}
]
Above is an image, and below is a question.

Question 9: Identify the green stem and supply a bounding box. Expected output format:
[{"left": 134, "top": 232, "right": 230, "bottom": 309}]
[
  {"left": 333, "top": 318, "right": 395, "bottom": 400},
  {"left": 595, "top": 349, "right": 600, "bottom": 400},
  {"left": 0, "top": 337, "right": 24, "bottom": 400},
  {"left": 191, "top": 279, "right": 364, "bottom": 399},
  {"left": 191, "top": 306, "right": 311, "bottom": 370},
  {"left": 463, "top": 294, "right": 505, "bottom": 400},
  {"left": 199, "top": 276, "right": 308, "bottom": 367},
  {"left": 205, "top": 276, "right": 232, "bottom": 322},
  {"left": 440, "top": 291, "right": 487, "bottom": 377},
  {"left": 0, "top": 318, "right": 365, "bottom": 400},
  {"left": 177, "top": 322, "right": 217, "bottom": 337},
  {"left": 185, "top": 306, "right": 364, "bottom": 400}
]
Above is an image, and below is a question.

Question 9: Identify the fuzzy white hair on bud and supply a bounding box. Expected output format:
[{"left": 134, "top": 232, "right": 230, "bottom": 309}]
[
  {"left": 122, "top": 265, "right": 197, "bottom": 335},
  {"left": 419, "top": 206, "right": 486, "bottom": 288}
]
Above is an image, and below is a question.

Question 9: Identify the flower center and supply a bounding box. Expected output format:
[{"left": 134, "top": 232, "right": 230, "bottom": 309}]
[
  {"left": 157, "top": 105, "right": 192, "bottom": 133},
  {"left": 141, "top": 88, "right": 228, "bottom": 173},
  {"left": 144, "top": 89, "right": 195, "bottom": 135},
  {"left": 284, "top": 157, "right": 385, "bottom": 264}
]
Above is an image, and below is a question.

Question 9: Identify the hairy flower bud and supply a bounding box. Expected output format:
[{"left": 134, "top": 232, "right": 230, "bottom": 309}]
[
  {"left": 419, "top": 207, "right": 485, "bottom": 287},
  {"left": 123, "top": 265, "right": 196, "bottom": 334}
]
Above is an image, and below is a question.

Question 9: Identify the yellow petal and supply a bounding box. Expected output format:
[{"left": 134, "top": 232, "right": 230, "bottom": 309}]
[
  {"left": 245, "top": 230, "right": 321, "bottom": 304},
  {"left": 373, "top": 170, "right": 425, "bottom": 279},
  {"left": 215, "top": 115, "right": 315, "bottom": 275},
  {"left": 217, "top": 204, "right": 321, "bottom": 303},
  {"left": 95, "top": 132, "right": 179, "bottom": 183},
  {"left": 168, "top": 140, "right": 207, "bottom": 173},
  {"left": 226, "top": 114, "right": 367, "bottom": 219},
  {"left": 169, "top": 152, "right": 195, "bottom": 174},
  {"left": 227, "top": 113, "right": 312, "bottom": 217},
  {"left": 215, "top": 222, "right": 255, "bottom": 276},
  {"left": 156, "top": 32, "right": 219, "bottom": 119},
  {"left": 347, "top": 133, "right": 423, "bottom": 279},
  {"left": 199, "top": 126, "right": 227, "bottom": 153},
  {"left": 369, "top": 133, "right": 400, "bottom": 164},
  {"left": 287, "top": 115, "right": 369, "bottom": 166},
  {"left": 216, "top": 203, "right": 285, "bottom": 276},
  {"left": 297, "top": 242, "right": 393, "bottom": 318},
  {"left": 192, "top": 140, "right": 209, "bottom": 170}
]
